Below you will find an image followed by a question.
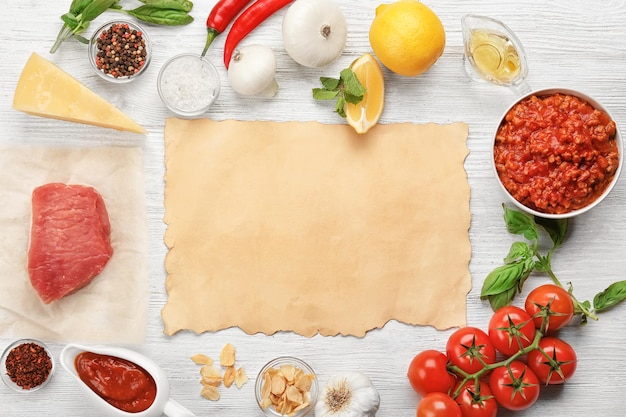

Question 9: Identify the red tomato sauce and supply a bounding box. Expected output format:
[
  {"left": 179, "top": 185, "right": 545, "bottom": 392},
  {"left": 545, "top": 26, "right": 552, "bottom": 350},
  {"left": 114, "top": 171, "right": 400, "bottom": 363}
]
[
  {"left": 494, "top": 93, "right": 619, "bottom": 214},
  {"left": 75, "top": 352, "right": 157, "bottom": 413}
]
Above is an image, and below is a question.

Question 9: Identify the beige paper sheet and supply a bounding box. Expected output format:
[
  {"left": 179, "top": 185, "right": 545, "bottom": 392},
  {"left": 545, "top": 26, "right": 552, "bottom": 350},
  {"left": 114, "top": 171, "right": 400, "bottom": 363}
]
[
  {"left": 0, "top": 145, "right": 148, "bottom": 344},
  {"left": 162, "top": 119, "right": 471, "bottom": 337}
]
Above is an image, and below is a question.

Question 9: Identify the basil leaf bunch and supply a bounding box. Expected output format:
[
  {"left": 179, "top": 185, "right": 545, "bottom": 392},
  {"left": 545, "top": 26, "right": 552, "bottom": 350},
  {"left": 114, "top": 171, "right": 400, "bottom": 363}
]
[
  {"left": 312, "top": 69, "right": 366, "bottom": 118},
  {"left": 51, "top": 0, "right": 194, "bottom": 54},
  {"left": 481, "top": 204, "right": 626, "bottom": 324},
  {"left": 51, "top": 0, "right": 120, "bottom": 53}
]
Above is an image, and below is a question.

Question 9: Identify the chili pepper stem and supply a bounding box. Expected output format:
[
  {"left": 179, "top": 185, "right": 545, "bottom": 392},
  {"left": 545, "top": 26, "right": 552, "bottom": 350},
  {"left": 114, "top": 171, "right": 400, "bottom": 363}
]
[{"left": 201, "top": 29, "right": 220, "bottom": 57}]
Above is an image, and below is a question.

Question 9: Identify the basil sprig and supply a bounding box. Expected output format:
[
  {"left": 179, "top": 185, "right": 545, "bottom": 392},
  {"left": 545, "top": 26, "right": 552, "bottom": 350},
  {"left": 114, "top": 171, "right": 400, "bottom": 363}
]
[
  {"left": 481, "top": 204, "right": 626, "bottom": 323},
  {"left": 51, "top": 0, "right": 194, "bottom": 54}
]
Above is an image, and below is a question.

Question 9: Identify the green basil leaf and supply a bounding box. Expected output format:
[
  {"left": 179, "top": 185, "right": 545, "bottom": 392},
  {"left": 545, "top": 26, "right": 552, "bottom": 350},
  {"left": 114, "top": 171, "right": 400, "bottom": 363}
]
[
  {"left": 70, "top": 0, "right": 95, "bottom": 15},
  {"left": 312, "top": 88, "right": 340, "bottom": 101},
  {"left": 487, "top": 287, "right": 517, "bottom": 310},
  {"left": 74, "top": 34, "right": 90, "bottom": 44},
  {"left": 533, "top": 257, "right": 549, "bottom": 272},
  {"left": 126, "top": 6, "right": 194, "bottom": 25},
  {"left": 503, "top": 241, "right": 532, "bottom": 264},
  {"left": 481, "top": 262, "right": 525, "bottom": 297},
  {"left": 80, "top": 0, "right": 119, "bottom": 22},
  {"left": 139, "top": 0, "right": 194, "bottom": 12},
  {"left": 503, "top": 204, "right": 538, "bottom": 241},
  {"left": 535, "top": 216, "right": 569, "bottom": 247},
  {"left": 61, "top": 13, "right": 79, "bottom": 30},
  {"left": 593, "top": 280, "right": 626, "bottom": 312}
]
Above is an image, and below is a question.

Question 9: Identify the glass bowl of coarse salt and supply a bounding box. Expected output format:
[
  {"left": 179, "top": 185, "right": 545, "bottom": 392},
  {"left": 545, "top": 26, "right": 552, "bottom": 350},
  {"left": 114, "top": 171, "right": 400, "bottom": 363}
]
[{"left": 157, "top": 53, "right": 221, "bottom": 117}]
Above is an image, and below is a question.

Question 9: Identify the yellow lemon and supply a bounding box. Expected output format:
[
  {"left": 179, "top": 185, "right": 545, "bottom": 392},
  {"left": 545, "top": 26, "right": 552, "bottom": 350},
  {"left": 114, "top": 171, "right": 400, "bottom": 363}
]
[
  {"left": 369, "top": 0, "right": 446, "bottom": 77},
  {"left": 345, "top": 53, "right": 385, "bottom": 134}
]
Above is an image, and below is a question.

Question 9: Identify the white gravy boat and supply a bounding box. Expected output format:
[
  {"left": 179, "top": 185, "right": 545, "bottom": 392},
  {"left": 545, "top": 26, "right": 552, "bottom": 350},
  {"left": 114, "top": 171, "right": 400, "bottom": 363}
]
[{"left": 60, "top": 343, "right": 196, "bottom": 417}]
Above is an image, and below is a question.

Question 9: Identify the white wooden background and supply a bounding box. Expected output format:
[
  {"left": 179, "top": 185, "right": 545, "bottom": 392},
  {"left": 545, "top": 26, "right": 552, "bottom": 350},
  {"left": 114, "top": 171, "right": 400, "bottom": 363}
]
[{"left": 1, "top": 0, "right": 626, "bottom": 415}]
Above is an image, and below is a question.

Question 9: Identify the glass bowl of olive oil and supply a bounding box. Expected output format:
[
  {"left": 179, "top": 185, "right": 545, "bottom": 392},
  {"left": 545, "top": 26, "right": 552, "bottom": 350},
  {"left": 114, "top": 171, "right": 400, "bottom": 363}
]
[{"left": 461, "top": 14, "right": 530, "bottom": 94}]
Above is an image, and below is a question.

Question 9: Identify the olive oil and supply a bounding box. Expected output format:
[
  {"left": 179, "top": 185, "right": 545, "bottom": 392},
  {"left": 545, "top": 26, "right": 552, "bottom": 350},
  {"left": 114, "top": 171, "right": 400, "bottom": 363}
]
[{"left": 467, "top": 29, "right": 521, "bottom": 84}]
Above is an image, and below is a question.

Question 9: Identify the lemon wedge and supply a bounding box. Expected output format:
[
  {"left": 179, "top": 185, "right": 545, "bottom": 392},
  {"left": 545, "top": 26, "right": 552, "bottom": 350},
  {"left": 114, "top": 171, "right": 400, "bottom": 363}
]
[{"left": 345, "top": 53, "right": 385, "bottom": 134}]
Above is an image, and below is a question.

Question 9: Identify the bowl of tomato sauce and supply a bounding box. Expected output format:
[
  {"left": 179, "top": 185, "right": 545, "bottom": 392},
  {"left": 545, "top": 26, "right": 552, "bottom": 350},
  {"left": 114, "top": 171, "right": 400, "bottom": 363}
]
[
  {"left": 492, "top": 88, "right": 622, "bottom": 219},
  {"left": 60, "top": 343, "right": 197, "bottom": 417}
]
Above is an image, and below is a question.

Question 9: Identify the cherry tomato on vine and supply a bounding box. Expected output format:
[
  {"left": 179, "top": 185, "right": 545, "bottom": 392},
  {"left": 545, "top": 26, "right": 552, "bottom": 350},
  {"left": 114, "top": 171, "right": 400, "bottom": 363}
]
[
  {"left": 488, "top": 305, "right": 536, "bottom": 357},
  {"left": 488, "top": 360, "right": 540, "bottom": 411},
  {"left": 408, "top": 350, "right": 457, "bottom": 396},
  {"left": 454, "top": 380, "right": 498, "bottom": 417},
  {"left": 417, "top": 392, "right": 462, "bottom": 417},
  {"left": 446, "top": 327, "right": 497, "bottom": 375},
  {"left": 525, "top": 284, "right": 574, "bottom": 333},
  {"left": 527, "top": 336, "right": 577, "bottom": 384}
]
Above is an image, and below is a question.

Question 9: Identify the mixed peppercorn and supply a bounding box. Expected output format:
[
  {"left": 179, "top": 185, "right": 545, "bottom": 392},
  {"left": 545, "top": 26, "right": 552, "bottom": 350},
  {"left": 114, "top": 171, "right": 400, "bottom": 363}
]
[
  {"left": 95, "top": 23, "right": 148, "bottom": 78},
  {"left": 5, "top": 342, "right": 53, "bottom": 390}
]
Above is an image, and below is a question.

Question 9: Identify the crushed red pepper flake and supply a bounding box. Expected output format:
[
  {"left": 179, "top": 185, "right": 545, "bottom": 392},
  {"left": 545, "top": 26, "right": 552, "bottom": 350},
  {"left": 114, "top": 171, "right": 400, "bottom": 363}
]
[{"left": 4, "top": 342, "right": 53, "bottom": 390}]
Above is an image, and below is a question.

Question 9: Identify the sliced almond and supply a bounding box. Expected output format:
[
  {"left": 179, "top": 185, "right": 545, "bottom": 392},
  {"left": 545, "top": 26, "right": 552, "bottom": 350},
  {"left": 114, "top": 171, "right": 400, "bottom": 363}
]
[
  {"left": 201, "top": 385, "right": 220, "bottom": 401},
  {"left": 220, "top": 343, "right": 236, "bottom": 367},
  {"left": 270, "top": 374, "right": 287, "bottom": 395},
  {"left": 223, "top": 366, "right": 236, "bottom": 388},
  {"left": 261, "top": 372, "right": 272, "bottom": 399},
  {"left": 200, "top": 365, "right": 221, "bottom": 378},
  {"left": 294, "top": 373, "right": 313, "bottom": 392},
  {"left": 201, "top": 375, "right": 222, "bottom": 387},
  {"left": 285, "top": 385, "right": 303, "bottom": 403},
  {"left": 234, "top": 367, "right": 248, "bottom": 388},
  {"left": 260, "top": 397, "right": 273, "bottom": 409},
  {"left": 279, "top": 364, "right": 297, "bottom": 383},
  {"left": 190, "top": 353, "right": 213, "bottom": 365}
]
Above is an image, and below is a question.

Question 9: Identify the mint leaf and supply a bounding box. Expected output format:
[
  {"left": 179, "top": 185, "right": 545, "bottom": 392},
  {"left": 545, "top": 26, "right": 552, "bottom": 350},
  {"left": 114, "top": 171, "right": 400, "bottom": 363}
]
[
  {"left": 340, "top": 68, "right": 366, "bottom": 103},
  {"left": 335, "top": 96, "right": 346, "bottom": 118},
  {"left": 313, "top": 68, "right": 366, "bottom": 118},
  {"left": 320, "top": 77, "right": 341, "bottom": 90},
  {"left": 312, "top": 88, "right": 340, "bottom": 100}
]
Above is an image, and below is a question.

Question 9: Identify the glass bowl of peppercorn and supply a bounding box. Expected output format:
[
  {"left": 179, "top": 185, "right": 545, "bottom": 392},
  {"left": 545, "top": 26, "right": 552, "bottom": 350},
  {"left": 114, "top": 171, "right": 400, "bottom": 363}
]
[
  {"left": 89, "top": 20, "right": 151, "bottom": 83},
  {"left": 1, "top": 339, "right": 55, "bottom": 392}
]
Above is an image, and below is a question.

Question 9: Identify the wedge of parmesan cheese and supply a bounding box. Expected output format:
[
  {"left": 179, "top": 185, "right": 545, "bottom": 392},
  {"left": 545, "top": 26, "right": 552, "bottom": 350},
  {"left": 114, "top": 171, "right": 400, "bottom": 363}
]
[{"left": 13, "top": 52, "right": 146, "bottom": 134}]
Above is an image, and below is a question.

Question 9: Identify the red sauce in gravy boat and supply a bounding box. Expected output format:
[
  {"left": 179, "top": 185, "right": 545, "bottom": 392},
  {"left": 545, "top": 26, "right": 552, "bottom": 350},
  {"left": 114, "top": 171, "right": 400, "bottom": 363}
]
[{"left": 60, "top": 343, "right": 196, "bottom": 417}]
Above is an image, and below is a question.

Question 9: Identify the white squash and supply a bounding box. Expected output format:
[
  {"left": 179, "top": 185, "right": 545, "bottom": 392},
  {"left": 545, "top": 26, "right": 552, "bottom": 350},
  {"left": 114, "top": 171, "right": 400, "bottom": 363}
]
[{"left": 315, "top": 372, "right": 380, "bottom": 417}]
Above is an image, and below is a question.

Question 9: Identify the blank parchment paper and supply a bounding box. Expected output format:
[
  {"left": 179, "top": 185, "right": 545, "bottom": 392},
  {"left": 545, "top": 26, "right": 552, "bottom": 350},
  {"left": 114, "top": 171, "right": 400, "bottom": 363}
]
[
  {"left": 0, "top": 145, "right": 148, "bottom": 344},
  {"left": 162, "top": 119, "right": 471, "bottom": 337}
]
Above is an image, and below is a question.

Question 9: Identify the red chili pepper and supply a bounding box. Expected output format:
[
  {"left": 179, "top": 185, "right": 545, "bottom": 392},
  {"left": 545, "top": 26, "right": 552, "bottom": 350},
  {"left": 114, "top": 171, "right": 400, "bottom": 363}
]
[
  {"left": 223, "top": 0, "right": 293, "bottom": 69},
  {"left": 202, "top": 0, "right": 254, "bottom": 57}
]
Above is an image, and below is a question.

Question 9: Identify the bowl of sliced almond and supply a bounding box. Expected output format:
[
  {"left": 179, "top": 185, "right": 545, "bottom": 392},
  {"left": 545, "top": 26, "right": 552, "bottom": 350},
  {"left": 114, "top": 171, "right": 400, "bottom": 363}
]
[{"left": 255, "top": 356, "right": 318, "bottom": 417}]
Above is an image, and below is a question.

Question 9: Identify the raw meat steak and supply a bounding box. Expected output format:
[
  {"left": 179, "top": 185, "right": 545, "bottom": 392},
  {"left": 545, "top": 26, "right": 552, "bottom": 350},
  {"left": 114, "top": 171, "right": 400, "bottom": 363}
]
[{"left": 27, "top": 183, "right": 113, "bottom": 304}]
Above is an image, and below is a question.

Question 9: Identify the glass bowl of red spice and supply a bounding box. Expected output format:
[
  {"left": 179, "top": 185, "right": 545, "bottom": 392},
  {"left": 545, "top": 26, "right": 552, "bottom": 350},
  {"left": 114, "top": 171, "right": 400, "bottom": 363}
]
[
  {"left": 1, "top": 339, "right": 55, "bottom": 392},
  {"left": 492, "top": 88, "right": 623, "bottom": 219},
  {"left": 88, "top": 20, "right": 151, "bottom": 83}
]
